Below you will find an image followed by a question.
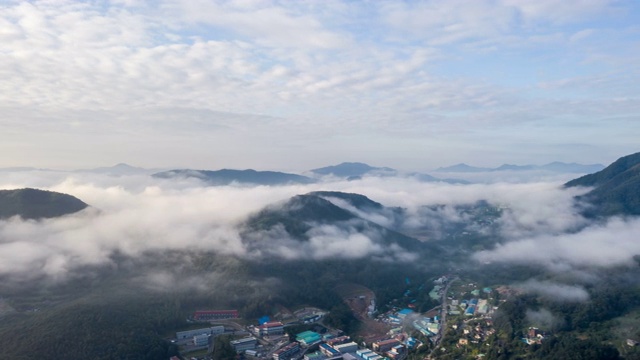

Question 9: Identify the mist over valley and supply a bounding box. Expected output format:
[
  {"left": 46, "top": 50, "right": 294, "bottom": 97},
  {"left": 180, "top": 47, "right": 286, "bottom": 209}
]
[{"left": 2, "top": 154, "right": 640, "bottom": 359}]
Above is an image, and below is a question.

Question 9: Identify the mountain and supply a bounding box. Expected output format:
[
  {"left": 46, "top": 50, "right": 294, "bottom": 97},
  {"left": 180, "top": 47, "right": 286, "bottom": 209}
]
[
  {"left": 435, "top": 163, "right": 491, "bottom": 172},
  {"left": 408, "top": 172, "right": 470, "bottom": 184},
  {"left": 0, "top": 188, "right": 89, "bottom": 219},
  {"left": 310, "top": 191, "right": 385, "bottom": 212},
  {"left": 78, "top": 163, "right": 159, "bottom": 176},
  {"left": 436, "top": 162, "right": 605, "bottom": 173},
  {"left": 245, "top": 194, "right": 356, "bottom": 238},
  {"left": 243, "top": 191, "right": 430, "bottom": 253},
  {"left": 309, "top": 162, "right": 396, "bottom": 178},
  {"left": 493, "top": 164, "right": 536, "bottom": 171},
  {"left": 153, "top": 169, "right": 316, "bottom": 186},
  {"left": 565, "top": 152, "right": 640, "bottom": 217}
]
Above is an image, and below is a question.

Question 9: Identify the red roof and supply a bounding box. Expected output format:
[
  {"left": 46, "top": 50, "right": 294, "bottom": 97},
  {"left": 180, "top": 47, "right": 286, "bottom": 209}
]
[
  {"left": 195, "top": 310, "right": 238, "bottom": 314},
  {"left": 260, "top": 321, "right": 284, "bottom": 328}
]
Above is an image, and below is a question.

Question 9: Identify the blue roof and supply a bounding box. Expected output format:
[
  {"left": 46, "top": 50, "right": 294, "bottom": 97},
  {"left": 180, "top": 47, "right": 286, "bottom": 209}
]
[
  {"left": 399, "top": 308, "right": 414, "bottom": 315},
  {"left": 320, "top": 343, "right": 339, "bottom": 355},
  {"left": 465, "top": 307, "right": 475, "bottom": 315}
]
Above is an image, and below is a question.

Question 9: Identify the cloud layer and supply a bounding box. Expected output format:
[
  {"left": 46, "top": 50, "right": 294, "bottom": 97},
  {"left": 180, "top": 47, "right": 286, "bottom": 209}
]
[
  {"left": 0, "top": 170, "right": 603, "bottom": 282},
  {"left": 475, "top": 217, "right": 640, "bottom": 270}
]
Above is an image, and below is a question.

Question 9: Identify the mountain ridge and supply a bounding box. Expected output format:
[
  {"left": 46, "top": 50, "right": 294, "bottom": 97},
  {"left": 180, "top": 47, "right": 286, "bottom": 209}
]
[
  {"left": 436, "top": 162, "right": 604, "bottom": 173},
  {"left": 0, "top": 188, "right": 89, "bottom": 220},
  {"left": 565, "top": 152, "right": 640, "bottom": 217},
  {"left": 153, "top": 168, "right": 316, "bottom": 186},
  {"left": 309, "top": 162, "right": 396, "bottom": 178}
]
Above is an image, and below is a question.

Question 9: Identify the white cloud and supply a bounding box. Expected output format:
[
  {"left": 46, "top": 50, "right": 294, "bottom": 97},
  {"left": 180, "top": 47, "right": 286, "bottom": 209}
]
[
  {"left": 516, "top": 279, "right": 590, "bottom": 302},
  {"left": 474, "top": 217, "right": 640, "bottom": 269},
  {"left": 0, "top": 170, "right": 598, "bottom": 280},
  {"left": 526, "top": 308, "right": 563, "bottom": 329},
  {"left": 0, "top": 0, "right": 637, "bottom": 170}
]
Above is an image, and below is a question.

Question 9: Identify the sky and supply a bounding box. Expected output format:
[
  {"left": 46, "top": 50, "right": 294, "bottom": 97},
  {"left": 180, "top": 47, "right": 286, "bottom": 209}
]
[{"left": 1, "top": 0, "right": 639, "bottom": 172}]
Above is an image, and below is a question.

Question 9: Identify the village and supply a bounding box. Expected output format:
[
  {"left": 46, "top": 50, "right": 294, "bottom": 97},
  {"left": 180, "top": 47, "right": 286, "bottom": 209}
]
[{"left": 165, "top": 274, "right": 550, "bottom": 360}]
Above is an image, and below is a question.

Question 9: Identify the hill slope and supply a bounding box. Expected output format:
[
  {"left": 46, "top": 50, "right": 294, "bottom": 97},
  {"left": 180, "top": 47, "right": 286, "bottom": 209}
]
[
  {"left": 565, "top": 152, "right": 640, "bottom": 217},
  {"left": 0, "top": 188, "right": 88, "bottom": 219},
  {"left": 243, "top": 192, "right": 431, "bottom": 253}
]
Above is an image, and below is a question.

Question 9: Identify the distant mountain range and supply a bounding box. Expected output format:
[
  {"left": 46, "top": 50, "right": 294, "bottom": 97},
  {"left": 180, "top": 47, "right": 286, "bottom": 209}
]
[
  {"left": 0, "top": 160, "right": 605, "bottom": 180},
  {"left": 565, "top": 152, "right": 640, "bottom": 217},
  {"left": 76, "top": 163, "right": 162, "bottom": 176},
  {"left": 153, "top": 169, "right": 316, "bottom": 186},
  {"left": 436, "top": 162, "right": 605, "bottom": 173},
  {"left": 0, "top": 163, "right": 162, "bottom": 175},
  {"left": 5, "top": 157, "right": 638, "bottom": 359},
  {"left": 309, "top": 162, "right": 396, "bottom": 179},
  {"left": 309, "top": 162, "right": 467, "bottom": 184},
  {"left": 0, "top": 188, "right": 88, "bottom": 219}
]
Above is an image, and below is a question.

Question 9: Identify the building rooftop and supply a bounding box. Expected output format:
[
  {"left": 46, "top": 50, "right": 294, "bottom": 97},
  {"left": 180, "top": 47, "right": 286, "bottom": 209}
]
[
  {"left": 260, "top": 321, "right": 284, "bottom": 328},
  {"left": 231, "top": 337, "right": 257, "bottom": 345}
]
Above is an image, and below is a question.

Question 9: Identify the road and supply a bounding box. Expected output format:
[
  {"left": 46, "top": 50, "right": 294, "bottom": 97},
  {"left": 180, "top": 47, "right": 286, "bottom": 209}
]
[{"left": 430, "top": 276, "right": 458, "bottom": 356}]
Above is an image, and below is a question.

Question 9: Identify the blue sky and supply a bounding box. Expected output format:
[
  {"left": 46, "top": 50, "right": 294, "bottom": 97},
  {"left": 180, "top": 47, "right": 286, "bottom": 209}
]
[{"left": 0, "top": 0, "right": 639, "bottom": 171}]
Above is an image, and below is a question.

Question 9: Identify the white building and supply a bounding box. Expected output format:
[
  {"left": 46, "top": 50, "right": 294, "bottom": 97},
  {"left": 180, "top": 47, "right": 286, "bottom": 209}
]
[
  {"left": 259, "top": 321, "right": 285, "bottom": 336},
  {"left": 176, "top": 326, "right": 224, "bottom": 340},
  {"left": 193, "top": 334, "right": 210, "bottom": 346},
  {"left": 231, "top": 337, "right": 258, "bottom": 352},
  {"left": 334, "top": 342, "right": 358, "bottom": 354}
]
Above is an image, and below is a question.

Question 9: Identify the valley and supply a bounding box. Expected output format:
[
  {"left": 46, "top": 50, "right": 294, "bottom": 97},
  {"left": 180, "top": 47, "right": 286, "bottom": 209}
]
[{"left": 1, "top": 154, "right": 640, "bottom": 359}]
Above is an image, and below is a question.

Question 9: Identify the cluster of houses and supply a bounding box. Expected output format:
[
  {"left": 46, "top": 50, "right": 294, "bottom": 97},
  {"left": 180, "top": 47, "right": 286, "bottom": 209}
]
[
  {"left": 234, "top": 328, "right": 410, "bottom": 360},
  {"left": 454, "top": 319, "right": 496, "bottom": 347},
  {"left": 176, "top": 281, "right": 508, "bottom": 359},
  {"left": 381, "top": 308, "right": 442, "bottom": 339},
  {"left": 298, "top": 335, "right": 408, "bottom": 360},
  {"left": 450, "top": 298, "right": 490, "bottom": 317}
]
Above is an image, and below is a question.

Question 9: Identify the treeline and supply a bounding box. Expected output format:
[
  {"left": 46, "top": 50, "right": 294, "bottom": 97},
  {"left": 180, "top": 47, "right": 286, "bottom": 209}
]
[
  {"left": 0, "top": 294, "right": 183, "bottom": 360},
  {"left": 243, "top": 258, "right": 434, "bottom": 317},
  {"left": 487, "top": 283, "right": 640, "bottom": 360}
]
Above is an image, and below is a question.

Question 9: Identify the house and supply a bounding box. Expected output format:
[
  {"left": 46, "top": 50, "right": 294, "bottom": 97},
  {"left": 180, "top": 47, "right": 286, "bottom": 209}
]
[
  {"left": 193, "top": 334, "right": 210, "bottom": 346},
  {"left": 259, "top": 321, "right": 285, "bottom": 336},
  {"left": 320, "top": 343, "right": 341, "bottom": 357},
  {"left": 231, "top": 337, "right": 258, "bottom": 352},
  {"left": 372, "top": 338, "right": 401, "bottom": 353},
  {"left": 176, "top": 326, "right": 224, "bottom": 340},
  {"left": 397, "top": 309, "right": 414, "bottom": 319},
  {"left": 296, "top": 331, "right": 322, "bottom": 346},
  {"left": 273, "top": 342, "right": 300, "bottom": 360},
  {"left": 386, "top": 344, "right": 407, "bottom": 360},
  {"left": 334, "top": 342, "right": 358, "bottom": 353}
]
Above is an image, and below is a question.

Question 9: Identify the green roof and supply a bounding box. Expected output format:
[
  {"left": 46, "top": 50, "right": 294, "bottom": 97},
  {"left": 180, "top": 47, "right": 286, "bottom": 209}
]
[{"left": 296, "top": 331, "right": 321, "bottom": 343}]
